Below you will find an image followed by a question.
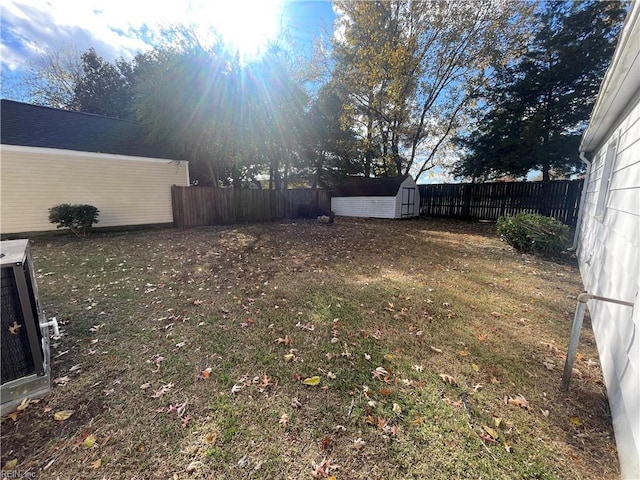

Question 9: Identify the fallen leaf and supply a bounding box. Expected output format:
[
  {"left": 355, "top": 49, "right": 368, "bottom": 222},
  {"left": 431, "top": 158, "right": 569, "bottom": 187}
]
[
  {"left": 458, "top": 350, "right": 469, "bottom": 357},
  {"left": 82, "top": 434, "right": 97, "bottom": 449},
  {"left": 376, "top": 416, "right": 388, "bottom": 431},
  {"left": 151, "top": 383, "right": 174, "bottom": 398},
  {"left": 283, "top": 353, "right": 295, "bottom": 363},
  {"left": 231, "top": 384, "right": 244, "bottom": 394},
  {"left": 383, "top": 354, "right": 394, "bottom": 362},
  {"left": 7, "top": 411, "right": 19, "bottom": 422},
  {"left": 16, "top": 398, "right": 31, "bottom": 411},
  {"left": 279, "top": 413, "right": 289, "bottom": 426},
  {"left": 89, "top": 458, "right": 102, "bottom": 469},
  {"left": 303, "top": 376, "right": 321, "bottom": 386},
  {"left": 54, "top": 376, "right": 71, "bottom": 385},
  {"left": 372, "top": 367, "right": 388, "bottom": 379},
  {"left": 392, "top": 403, "right": 403, "bottom": 417},
  {"left": 186, "top": 461, "right": 202, "bottom": 473},
  {"left": 479, "top": 432, "right": 497, "bottom": 444},
  {"left": 430, "top": 346, "right": 443, "bottom": 353},
  {"left": 8, "top": 321, "right": 22, "bottom": 335},
  {"left": 379, "top": 388, "right": 393, "bottom": 397},
  {"left": 200, "top": 367, "right": 212, "bottom": 379},
  {"left": 438, "top": 373, "right": 456, "bottom": 386},
  {"left": 181, "top": 414, "right": 192, "bottom": 428},
  {"left": 4, "top": 459, "right": 18, "bottom": 469},
  {"left": 471, "top": 363, "right": 480, "bottom": 372},
  {"left": 504, "top": 442, "right": 513, "bottom": 453},
  {"left": 482, "top": 425, "right": 498, "bottom": 440},
  {"left": 541, "top": 409, "right": 550, "bottom": 417},
  {"left": 570, "top": 416, "right": 583, "bottom": 426},
  {"left": 352, "top": 438, "right": 366, "bottom": 449},
  {"left": 275, "top": 335, "right": 292, "bottom": 346},
  {"left": 54, "top": 410, "right": 75, "bottom": 421},
  {"left": 140, "top": 382, "right": 151, "bottom": 390},
  {"left": 258, "top": 374, "right": 275, "bottom": 392},
  {"left": 506, "top": 394, "right": 529, "bottom": 410},
  {"left": 320, "top": 435, "right": 331, "bottom": 450}
]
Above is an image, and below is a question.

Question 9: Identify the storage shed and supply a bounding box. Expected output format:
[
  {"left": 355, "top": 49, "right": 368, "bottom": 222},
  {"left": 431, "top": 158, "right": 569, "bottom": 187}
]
[
  {"left": 575, "top": 3, "right": 640, "bottom": 478},
  {"left": 331, "top": 175, "right": 420, "bottom": 219},
  {"left": 0, "top": 100, "right": 189, "bottom": 235}
]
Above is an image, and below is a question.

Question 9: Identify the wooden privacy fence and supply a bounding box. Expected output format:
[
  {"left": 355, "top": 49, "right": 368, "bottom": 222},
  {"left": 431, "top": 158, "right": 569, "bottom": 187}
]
[
  {"left": 171, "top": 186, "right": 332, "bottom": 227},
  {"left": 418, "top": 180, "right": 584, "bottom": 226}
]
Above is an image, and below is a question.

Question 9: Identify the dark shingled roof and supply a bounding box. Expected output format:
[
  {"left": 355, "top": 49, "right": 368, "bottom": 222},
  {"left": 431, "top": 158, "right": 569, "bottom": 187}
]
[
  {"left": 0, "top": 99, "right": 174, "bottom": 159},
  {"left": 334, "top": 175, "right": 412, "bottom": 197}
]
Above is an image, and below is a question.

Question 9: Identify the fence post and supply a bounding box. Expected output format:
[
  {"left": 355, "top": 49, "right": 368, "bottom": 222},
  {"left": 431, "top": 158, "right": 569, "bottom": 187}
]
[
  {"left": 462, "top": 184, "right": 472, "bottom": 219},
  {"left": 565, "top": 180, "right": 582, "bottom": 226}
]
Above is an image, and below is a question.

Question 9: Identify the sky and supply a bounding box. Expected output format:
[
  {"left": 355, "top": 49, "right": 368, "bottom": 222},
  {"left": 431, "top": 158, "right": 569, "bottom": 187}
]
[{"left": 0, "top": 0, "right": 335, "bottom": 98}]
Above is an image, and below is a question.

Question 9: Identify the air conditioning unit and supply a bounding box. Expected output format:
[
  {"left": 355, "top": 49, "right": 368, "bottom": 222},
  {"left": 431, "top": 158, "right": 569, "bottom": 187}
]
[{"left": 1, "top": 239, "right": 56, "bottom": 415}]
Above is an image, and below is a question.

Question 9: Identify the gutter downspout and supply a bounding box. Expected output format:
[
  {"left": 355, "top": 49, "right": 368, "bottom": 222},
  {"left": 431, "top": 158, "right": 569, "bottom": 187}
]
[{"left": 569, "top": 151, "right": 591, "bottom": 251}]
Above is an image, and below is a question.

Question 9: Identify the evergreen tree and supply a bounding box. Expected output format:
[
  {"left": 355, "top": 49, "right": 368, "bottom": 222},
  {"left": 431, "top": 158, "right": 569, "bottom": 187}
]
[
  {"left": 72, "top": 48, "right": 135, "bottom": 119},
  {"left": 455, "top": 0, "right": 627, "bottom": 182}
]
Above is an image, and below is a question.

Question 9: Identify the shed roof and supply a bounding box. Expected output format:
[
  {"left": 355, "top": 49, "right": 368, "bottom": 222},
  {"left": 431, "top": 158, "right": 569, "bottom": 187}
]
[
  {"left": 334, "top": 175, "right": 413, "bottom": 197},
  {"left": 0, "top": 99, "right": 174, "bottom": 159}
]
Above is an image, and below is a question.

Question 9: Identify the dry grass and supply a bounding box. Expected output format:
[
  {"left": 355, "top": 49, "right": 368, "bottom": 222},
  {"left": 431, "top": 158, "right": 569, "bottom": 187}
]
[{"left": 1, "top": 218, "right": 619, "bottom": 479}]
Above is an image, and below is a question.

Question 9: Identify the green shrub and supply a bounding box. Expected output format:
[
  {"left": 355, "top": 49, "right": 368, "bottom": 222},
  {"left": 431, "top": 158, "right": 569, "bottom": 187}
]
[
  {"left": 496, "top": 213, "right": 569, "bottom": 254},
  {"left": 48, "top": 204, "right": 100, "bottom": 237}
]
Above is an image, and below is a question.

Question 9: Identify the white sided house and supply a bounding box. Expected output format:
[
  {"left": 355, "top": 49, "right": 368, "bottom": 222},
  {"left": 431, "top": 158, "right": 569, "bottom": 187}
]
[
  {"left": 0, "top": 100, "right": 189, "bottom": 236},
  {"left": 331, "top": 175, "right": 420, "bottom": 219},
  {"left": 576, "top": 4, "right": 640, "bottom": 478}
]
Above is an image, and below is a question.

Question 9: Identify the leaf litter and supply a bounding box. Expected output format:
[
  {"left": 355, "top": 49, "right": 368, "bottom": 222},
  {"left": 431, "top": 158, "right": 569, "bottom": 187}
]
[{"left": 4, "top": 218, "right": 617, "bottom": 480}]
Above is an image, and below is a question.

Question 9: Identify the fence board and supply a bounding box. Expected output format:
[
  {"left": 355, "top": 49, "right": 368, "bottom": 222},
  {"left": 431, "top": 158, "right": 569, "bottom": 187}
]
[
  {"left": 171, "top": 187, "right": 331, "bottom": 227},
  {"left": 418, "top": 180, "right": 583, "bottom": 226}
]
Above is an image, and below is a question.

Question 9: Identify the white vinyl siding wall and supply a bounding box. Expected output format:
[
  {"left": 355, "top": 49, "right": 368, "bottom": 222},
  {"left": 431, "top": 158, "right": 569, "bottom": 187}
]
[
  {"left": 331, "top": 197, "right": 396, "bottom": 219},
  {"left": 577, "top": 95, "right": 640, "bottom": 478},
  {"left": 0, "top": 145, "right": 189, "bottom": 235}
]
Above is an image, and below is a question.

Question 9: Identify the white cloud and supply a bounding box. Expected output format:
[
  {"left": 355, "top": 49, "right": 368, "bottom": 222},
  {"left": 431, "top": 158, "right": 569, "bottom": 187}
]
[{"left": 0, "top": 0, "right": 285, "bottom": 72}]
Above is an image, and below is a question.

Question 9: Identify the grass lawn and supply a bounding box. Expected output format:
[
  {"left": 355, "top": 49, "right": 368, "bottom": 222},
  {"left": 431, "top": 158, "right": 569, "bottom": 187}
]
[{"left": 1, "top": 218, "right": 618, "bottom": 479}]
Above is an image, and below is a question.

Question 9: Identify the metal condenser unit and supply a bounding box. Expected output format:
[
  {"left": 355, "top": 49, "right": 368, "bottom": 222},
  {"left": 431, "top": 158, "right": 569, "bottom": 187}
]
[{"left": 1, "top": 239, "right": 56, "bottom": 414}]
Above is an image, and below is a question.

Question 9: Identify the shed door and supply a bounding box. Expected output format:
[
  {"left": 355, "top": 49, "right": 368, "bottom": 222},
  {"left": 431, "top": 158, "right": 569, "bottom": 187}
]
[{"left": 401, "top": 187, "right": 416, "bottom": 218}]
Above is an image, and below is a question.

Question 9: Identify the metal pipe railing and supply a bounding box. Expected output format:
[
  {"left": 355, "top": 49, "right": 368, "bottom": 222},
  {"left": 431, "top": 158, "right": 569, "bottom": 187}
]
[{"left": 561, "top": 293, "right": 634, "bottom": 391}]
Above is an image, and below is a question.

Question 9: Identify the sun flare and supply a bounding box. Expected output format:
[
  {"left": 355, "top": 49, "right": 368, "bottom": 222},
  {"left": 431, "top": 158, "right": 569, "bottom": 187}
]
[{"left": 204, "top": 0, "right": 285, "bottom": 61}]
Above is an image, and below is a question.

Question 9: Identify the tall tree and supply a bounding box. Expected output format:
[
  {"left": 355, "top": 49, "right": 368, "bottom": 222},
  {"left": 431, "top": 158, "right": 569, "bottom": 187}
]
[
  {"left": 72, "top": 48, "right": 135, "bottom": 119},
  {"left": 330, "top": 0, "right": 531, "bottom": 178},
  {"left": 455, "top": 0, "right": 627, "bottom": 182},
  {"left": 133, "top": 29, "right": 310, "bottom": 188},
  {"left": 303, "top": 83, "right": 362, "bottom": 187},
  {"left": 133, "top": 31, "right": 235, "bottom": 186},
  {"left": 18, "top": 45, "right": 84, "bottom": 108}
]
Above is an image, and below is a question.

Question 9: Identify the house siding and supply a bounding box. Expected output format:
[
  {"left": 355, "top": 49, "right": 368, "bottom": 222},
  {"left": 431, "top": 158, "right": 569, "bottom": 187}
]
[
  {"left": 577, "top": 95, "right": 640, "bottom": 478},
  {"left": 331, "top": 197, "right": 397, "bottom": 219},
  {"left": 0, "top": 146, "right": 189, "bottom": 235}
]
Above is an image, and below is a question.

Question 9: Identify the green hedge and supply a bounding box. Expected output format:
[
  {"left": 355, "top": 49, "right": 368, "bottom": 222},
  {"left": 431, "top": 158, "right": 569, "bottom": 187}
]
[{"left": 496, "top": 213, "right": 569, "bottom": 254}]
